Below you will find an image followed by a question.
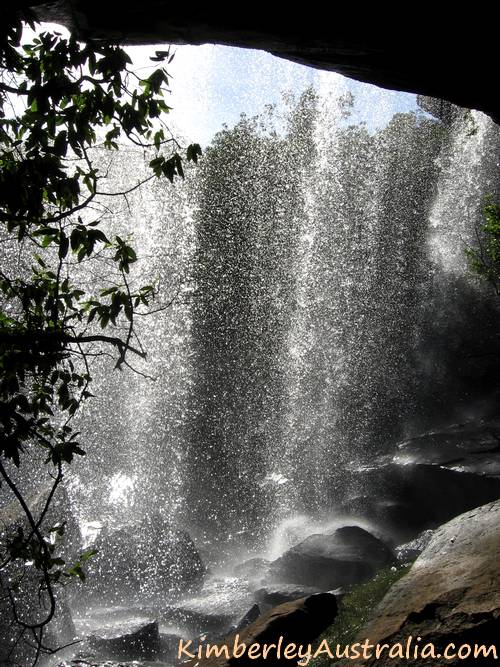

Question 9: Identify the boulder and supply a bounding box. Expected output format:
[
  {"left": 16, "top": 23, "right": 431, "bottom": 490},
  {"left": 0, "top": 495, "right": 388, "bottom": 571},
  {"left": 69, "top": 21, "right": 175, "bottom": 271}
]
[
  {"left": 269, "top": 526, "right": 395, "bottom": 590},
  {"left": 81, "top": 514, "right": 205, "bottom": 604},
  {"left": 183, "top": 592, "right": 337, "bottom": 667},
  {"left": 140, "top": 512, "right": 206, "bottom": 594},
  {"left": 81, "top": 526, "right": 139, "bottom": 603},
  {"left": 253, "top": 585, "right": 322, "bottom": 610},
  {"left": 88, "top": 618, "right": 160, "bottom": 661},
  {"left": 345, "top": 499, "right": 500, "bottom": 666}
]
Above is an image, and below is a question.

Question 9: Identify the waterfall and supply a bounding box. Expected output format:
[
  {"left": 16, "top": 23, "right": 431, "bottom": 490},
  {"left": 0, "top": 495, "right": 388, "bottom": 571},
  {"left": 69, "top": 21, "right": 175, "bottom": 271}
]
[
  {"left": 7, "top": 47, "right": 497, "bottom": 572},
  {"left": 181, "top": 94, "right": 500, "bottom": 551},
  {"left": 70, "top": 147, "right": 195, "bottom": 535},
  {"left": 4, "top": 37, "right": 500, "bottom": 667}
]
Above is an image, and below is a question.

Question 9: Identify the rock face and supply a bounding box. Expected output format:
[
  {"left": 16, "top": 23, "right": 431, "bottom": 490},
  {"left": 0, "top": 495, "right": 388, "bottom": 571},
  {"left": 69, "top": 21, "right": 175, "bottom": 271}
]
[
  {"left": 0, "top": 485, "right": 78, "bottom": 665},
  {"left": 183, "top": 592, "right": 337, "bottom": 667},
  {"left": 24, "top": 4, "right": 499, "bottom": 124},
  {"left": 159, "top": 632, "right": 185, "bottom": 662},
  {"left": 81, "top": 514, "right": 205, "bottom": 603},
  {"left": 347, "top": 500, "right": 500, "bottom": 666},
  {"left": 269, "top": 526, "right": 395, "bottom": 590},
  {"left": 74, "top": 607, "right": 185, "bottom": 661}
]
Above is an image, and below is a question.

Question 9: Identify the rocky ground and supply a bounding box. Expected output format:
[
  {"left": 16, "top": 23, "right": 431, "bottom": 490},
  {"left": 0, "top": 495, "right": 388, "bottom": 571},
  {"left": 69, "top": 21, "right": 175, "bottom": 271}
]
[{"left": 3, "top": 416, "right": 500, "bottom": 666}]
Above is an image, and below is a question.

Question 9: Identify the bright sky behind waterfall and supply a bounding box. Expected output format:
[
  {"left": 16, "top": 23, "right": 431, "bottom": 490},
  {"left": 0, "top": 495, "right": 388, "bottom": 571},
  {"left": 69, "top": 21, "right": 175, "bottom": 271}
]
[
  {"left": 131, "top": 43, "right": 419, "bottom": 146},
  {"left": 32, "top": 24, "right": 419, "bottom": 147}
]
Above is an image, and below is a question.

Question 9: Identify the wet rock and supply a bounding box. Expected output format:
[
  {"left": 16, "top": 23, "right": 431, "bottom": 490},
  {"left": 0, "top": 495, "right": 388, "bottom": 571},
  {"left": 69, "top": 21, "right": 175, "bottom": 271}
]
[
  {"left": 253, "top": 584, "right": 322, "bottom": 610},
  {"left": 81, "top": 527, "right": 139, "bottom": 603},
  {"left": 81, "top": 513, "right": 205, "bottom": 604},
  {"left": 233, "top": 557, "right": 270, "bottom": 580},
  {"left": 183, "top": 592, "right": 337, "bottom": 667},
  {"left": 343, "top": 462, "right": 500, "bottom": 543},
  {"left": 395, "top": 529, "right": 434, "bottom": 563},
  {"left": 162, "top": 571, "right": 256, "bottom": 639},
  {"left": 346, "top": 499, "right": 500, "bottom": 666},
  {"left": 88, "top": 618, "right": 160, "bottom": 661},
  {"left": 269, "top": 525, "right": 395, "bottom": 590},
  {"left": 339, "top": 417, "right": 500, "bottom": 545},
  {"left": 393, "top": 416, "right": 500, "bottom": 476}
]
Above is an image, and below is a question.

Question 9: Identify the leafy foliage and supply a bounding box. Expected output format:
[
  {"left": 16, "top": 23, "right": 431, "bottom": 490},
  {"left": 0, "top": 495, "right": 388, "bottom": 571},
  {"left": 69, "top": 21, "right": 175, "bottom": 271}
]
[
  {"left": 0, "top": 10, "right": 200, "bottom": 662},
  {"left": 309, "top": 564, "right": 411, "bottom": 667},
  {"left": 466, "top": 198, "right": 500, "bottom": 294}
]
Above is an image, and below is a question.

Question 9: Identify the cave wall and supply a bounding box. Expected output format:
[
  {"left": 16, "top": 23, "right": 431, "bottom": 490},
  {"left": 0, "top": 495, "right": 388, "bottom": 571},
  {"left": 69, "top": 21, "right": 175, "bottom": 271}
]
[{"left": 24, "top": 3, "right": 499, "bottom": 124}]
